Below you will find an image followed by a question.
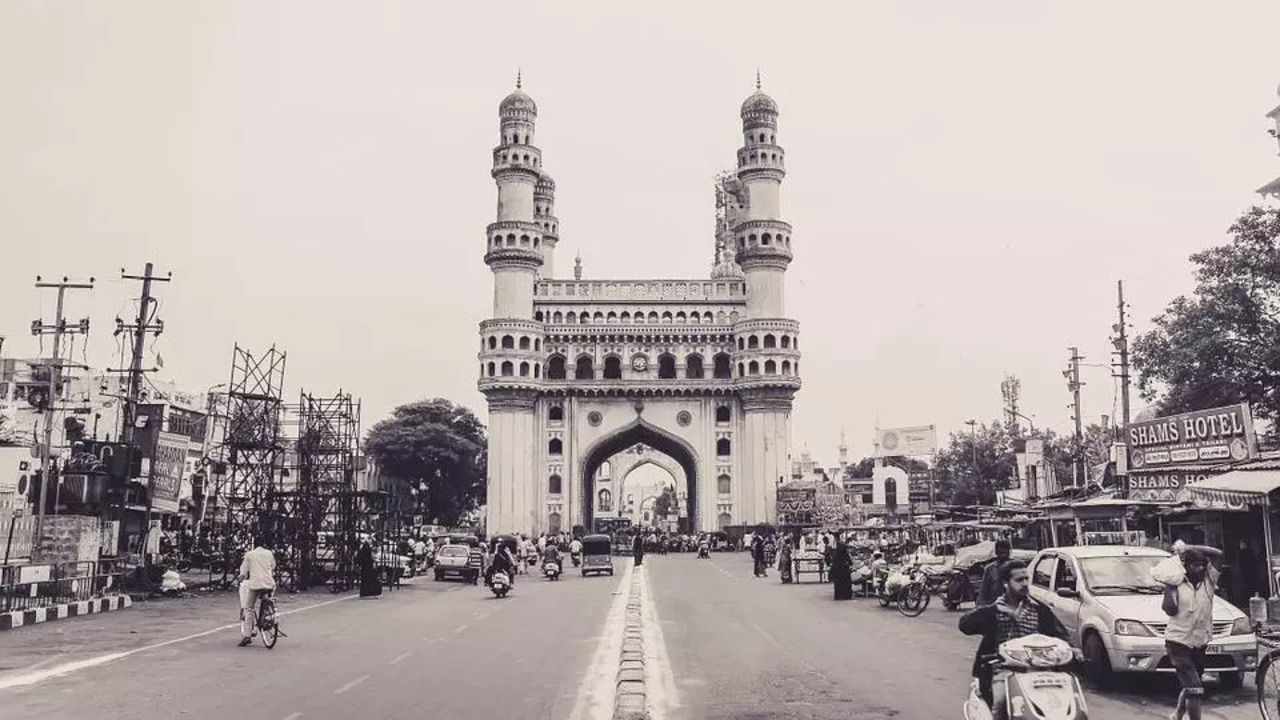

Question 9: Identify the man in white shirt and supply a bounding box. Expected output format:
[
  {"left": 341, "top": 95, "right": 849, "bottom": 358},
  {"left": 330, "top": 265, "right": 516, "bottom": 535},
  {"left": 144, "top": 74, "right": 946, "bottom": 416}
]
[{"left": 236, "top": 538, "right": 277, "bottom": 647}]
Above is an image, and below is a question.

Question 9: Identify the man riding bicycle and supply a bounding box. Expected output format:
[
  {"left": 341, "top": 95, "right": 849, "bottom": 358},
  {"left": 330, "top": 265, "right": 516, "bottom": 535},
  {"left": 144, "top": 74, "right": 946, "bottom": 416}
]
[{"left": 236, "top": 536, "right": 277, "bottom": 647}]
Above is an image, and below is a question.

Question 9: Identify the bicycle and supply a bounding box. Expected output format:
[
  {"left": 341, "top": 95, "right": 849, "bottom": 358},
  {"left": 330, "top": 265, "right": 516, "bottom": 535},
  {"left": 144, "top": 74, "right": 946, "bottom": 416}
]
[
  {"left": 245, "top": 590, "right": 285, "bottom": 649},
  {"left": 1257, "top": 628, "right": 1280, "bottom": 719}
]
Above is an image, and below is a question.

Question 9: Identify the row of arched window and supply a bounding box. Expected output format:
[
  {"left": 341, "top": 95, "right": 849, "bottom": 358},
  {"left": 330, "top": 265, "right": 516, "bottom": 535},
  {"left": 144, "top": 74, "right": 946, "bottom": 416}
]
[
  {"left": 483, "top": 361, "right": 542, "bottom": 378},
  {"left": 738, "top": 360, "right": 797, "bottom": 376},
  {"left": 486, "top": 334, "right": 543, "bottom": 351},
  {"left": 748, "top": 131, "right": 776, "bottom": 144},
  {"left": 490, "top": 233, "right": 541, "bottom": 249},
  {"left": 496, "top": 150, "right": 539, "bottom": 167},
  {"left": 546, "top": 353, "right": 733, "bottom": 380},
  {"left": 739, "top": 149, "right": 783, "bottom": 166},
  {"left": 548, "top": 438, "right": 729, "bottom": 457},
  {"left": 736, "top": 231, "right": 792, "bottom": 249},
  {"left": 549, "top": 405, "right": 730, "bottom": 423},
  {"left": 535, "top": 309, "right": 736, "bottom": 326},
  {"left": 738, "top": 333, "right": 797, "bottom": 350}
]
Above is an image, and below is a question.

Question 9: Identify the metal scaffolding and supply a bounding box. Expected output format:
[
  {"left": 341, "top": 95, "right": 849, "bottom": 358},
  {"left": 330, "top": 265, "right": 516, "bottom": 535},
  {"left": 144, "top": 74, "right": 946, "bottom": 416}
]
[
  {"left": 269, "top": 391, "right": 361, "bottom": 591},
  {"left": 204, "top": 345, "right": 287, "bottom": 584}
]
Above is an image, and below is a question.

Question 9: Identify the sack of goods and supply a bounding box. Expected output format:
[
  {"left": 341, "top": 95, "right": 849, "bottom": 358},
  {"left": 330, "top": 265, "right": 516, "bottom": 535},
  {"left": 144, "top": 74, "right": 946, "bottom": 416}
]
[
  {"left": 884, "top": 571, "right": 910, "bottom": 594},
  {"left": 853, "top": 566, "right": 873, "bottom": 582},
  {"left": 1150, "top": 554, "right": 1186, "bottom": 586}
]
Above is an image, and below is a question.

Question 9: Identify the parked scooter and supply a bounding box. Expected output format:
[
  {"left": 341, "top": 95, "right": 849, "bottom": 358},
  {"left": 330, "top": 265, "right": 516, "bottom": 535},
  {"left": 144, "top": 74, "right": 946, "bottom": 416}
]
[
  {"left": 962, "top": 634, "right": 1087, "bottom": 720},
  {"left": 490, "top": 571, "right": 512, "bottom": 598}
]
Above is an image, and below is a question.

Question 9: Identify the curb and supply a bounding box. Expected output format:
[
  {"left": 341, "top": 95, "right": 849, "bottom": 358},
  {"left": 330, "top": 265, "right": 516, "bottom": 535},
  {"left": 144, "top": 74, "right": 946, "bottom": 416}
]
[
  {"left": 0, "top": 595, "right": 133, "bottom": 631},
  {"left": 613, "top": 566, "right": 650, "bottom": 720}
]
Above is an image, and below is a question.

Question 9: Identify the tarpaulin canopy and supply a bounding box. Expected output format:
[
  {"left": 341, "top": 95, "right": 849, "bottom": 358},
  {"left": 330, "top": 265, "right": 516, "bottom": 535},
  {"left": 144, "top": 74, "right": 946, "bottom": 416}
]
[{"left": 1186, "top": 469, "right": 1280, "bottom": 509}]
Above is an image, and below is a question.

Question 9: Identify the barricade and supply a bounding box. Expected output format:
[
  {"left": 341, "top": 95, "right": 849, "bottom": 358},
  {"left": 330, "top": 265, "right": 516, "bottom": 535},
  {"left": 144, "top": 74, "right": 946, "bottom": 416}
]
[{"left": 0, "top": 558, "right": 127, "bottom": 613}]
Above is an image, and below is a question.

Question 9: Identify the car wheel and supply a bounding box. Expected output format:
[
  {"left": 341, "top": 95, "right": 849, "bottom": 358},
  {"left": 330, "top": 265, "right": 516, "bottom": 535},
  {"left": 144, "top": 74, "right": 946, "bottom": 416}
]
[
  {"left": 1082, "top": 632, "right": 1114, "bottom": 688},
  {"left": 1219, "top": 671, "right": 1244, "bottom": 691}
]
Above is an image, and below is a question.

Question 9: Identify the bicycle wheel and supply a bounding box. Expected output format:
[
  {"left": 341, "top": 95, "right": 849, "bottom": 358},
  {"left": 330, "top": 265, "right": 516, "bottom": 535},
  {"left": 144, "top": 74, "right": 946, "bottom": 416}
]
[
  {"left": 898, "top": 583, "right": 930, "bottom": 618},
  {"left": 258, "top": 598, "right": 280, "bottom": 649},
  {"left": 1259, "top": 651, "right": 1280, "bottom": 720}
]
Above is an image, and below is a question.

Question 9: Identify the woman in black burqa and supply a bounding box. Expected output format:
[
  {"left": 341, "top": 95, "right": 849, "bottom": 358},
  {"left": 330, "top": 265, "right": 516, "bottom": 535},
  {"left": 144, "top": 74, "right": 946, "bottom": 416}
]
[
  {"left": 633, "top": 533, "right": 645, "bottom": 566},
  {"left": 356, "top": 540, "right": 382, "bottom": 598},
  {"left": 752, "top": 535, "right": 768, "bottom": 577},
  {"left": 830, "top": 539, "right": 854, "bottom": 600}
]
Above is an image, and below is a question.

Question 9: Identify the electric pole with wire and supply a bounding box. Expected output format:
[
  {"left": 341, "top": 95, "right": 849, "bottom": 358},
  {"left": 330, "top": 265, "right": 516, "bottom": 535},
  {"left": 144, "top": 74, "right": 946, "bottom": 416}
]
[
  {"left": 31, "top": 275, "right": 95, "bottom": 540},
  {"left": 108, "top": 264, "right": 170, "bottom": 557},
  {"left": 1111, "top": 281, "right": 1133, "bottom": 437},
  {"left": 1064, "top": 347, "right": 1085, "bottom": 487}
]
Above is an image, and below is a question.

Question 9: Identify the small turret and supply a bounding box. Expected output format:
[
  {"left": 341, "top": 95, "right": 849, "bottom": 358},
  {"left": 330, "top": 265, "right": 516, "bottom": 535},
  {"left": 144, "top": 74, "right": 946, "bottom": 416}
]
[{"left": 573, "top": 252, "right": 583, "bottom": 280}]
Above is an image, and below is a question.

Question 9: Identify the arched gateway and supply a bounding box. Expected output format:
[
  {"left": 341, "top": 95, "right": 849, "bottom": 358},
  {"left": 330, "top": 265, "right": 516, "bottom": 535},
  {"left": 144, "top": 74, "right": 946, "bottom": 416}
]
[{"left": 477, "top": 77, "right": 802, "bottom": 535}]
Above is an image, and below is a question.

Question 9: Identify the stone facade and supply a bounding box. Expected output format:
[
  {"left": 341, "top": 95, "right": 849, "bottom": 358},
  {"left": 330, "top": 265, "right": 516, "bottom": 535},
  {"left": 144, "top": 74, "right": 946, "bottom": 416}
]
[{"left": 479, "top": 78, "right": 801, "bottom": 535}]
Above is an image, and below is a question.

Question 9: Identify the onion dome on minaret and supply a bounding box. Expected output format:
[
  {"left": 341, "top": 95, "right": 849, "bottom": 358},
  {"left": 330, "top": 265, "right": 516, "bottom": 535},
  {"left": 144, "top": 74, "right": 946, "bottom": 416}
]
[
  {"left": 740, "top": 70, "right": 778, "bottom": 129},
  {"left": 499, "top": 70, "right": 538, "bottom": 119}
]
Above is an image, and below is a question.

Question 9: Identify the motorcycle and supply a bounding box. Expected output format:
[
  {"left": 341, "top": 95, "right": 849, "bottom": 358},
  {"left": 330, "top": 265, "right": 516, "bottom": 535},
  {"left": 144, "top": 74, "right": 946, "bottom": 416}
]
[
  {"left": 943, "top": 568, "right": 977, "bottom": 611},
  {"left": 543, "top": 561, "right": 561, "bottom": 581},
  {"left": 876, "top": 563, "right": 931, "bottom": 617},
  {"left": 570, "top": 551, "right": 581, "bottom": 568},
  {"left": 490, "top": 571, "right": 512, "bottom": 598},
  {"left": 697, "top": 544, "right": 710, "bottom": 559},
  {"left": 963, "top": 634, "right": 1087, "bottom": 720}
]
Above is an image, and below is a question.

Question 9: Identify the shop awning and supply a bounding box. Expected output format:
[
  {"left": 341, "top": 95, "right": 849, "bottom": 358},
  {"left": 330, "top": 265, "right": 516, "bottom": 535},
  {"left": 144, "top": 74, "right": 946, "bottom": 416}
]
[{"left": 1186, "top": 469, "right": 1280, "bottom": 508}]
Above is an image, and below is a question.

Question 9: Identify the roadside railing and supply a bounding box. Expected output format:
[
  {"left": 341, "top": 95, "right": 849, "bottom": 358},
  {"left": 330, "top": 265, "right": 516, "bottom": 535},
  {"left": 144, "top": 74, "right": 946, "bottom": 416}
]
[{"left": 0, "top": 558, "right": 127, "bottom": 613}]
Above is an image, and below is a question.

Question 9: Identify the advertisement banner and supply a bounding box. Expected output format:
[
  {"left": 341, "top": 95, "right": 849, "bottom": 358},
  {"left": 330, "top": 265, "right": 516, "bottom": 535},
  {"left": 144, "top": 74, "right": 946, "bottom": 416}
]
[
  {"left": 1125, "top": 469, "right": 1222, "bottom": 503},
  {"left": 876, "top": 426, "right": 937, "bottom": 457},
  {"left": 150, "top": 432, "right": 188, "bottom": 514},
  {"left": 1127, "top": 403, "right": 1257, "bottom": 470}
]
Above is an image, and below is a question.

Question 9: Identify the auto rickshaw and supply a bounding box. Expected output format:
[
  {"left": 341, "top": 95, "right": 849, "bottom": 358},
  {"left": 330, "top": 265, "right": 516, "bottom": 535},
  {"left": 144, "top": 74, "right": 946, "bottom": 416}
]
[{"left": 580, "top": 534, "right": 614, "bottom": 577}]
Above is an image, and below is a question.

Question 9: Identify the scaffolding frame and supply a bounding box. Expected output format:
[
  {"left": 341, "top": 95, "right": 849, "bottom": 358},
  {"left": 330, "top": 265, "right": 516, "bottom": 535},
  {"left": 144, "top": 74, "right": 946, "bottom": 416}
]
[{"left": 204, "top": 345, "right": 286, "bottom": 584}]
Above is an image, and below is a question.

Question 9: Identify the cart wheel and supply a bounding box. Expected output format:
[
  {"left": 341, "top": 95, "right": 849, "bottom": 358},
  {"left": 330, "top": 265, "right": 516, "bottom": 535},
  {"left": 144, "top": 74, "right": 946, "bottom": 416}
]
[{"left": 1259, "top": 652, "right": 1280, "bottom": 720}]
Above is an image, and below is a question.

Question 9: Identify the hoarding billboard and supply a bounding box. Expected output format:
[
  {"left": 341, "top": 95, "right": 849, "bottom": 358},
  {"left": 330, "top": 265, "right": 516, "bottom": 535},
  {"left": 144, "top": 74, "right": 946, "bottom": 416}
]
[{"left": 1126, "top": 403, "right": 1257, "bottom": 470}]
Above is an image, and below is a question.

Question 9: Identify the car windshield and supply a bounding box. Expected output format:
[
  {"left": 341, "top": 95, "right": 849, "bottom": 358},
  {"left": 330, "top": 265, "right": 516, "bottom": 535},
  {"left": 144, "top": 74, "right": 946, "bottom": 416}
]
[{"left": 1079, "top": 555, "right": 1167, "bottom": 595}]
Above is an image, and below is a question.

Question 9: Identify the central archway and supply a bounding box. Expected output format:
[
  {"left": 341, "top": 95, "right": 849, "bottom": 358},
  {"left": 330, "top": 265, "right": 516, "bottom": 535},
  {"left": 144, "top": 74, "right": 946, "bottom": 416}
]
[{"left": 580, "top": 419, "right": 699, "bottom": 533}]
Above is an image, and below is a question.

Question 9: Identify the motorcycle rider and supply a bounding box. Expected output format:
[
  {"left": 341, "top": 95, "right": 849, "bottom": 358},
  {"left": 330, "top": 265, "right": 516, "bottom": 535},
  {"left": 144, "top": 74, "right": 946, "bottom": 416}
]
[
  {"left": 486, "top": 540, "right": 519, "bottom": 587},
  {"left": 569, "top": 536, "right": 583, "bottom": 565},
  {"left": 959, "top": 559, "right": 1068, "bottom": 720},
  {"left": 542, "top": 543, "right": 563, "bottom": 574}
]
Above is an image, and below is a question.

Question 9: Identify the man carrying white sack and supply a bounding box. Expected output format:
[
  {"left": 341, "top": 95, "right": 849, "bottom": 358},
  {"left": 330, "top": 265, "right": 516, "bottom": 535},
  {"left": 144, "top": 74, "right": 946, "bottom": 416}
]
[{"left": 1153, "top": 541, "right": 1225, "bottom": 720}]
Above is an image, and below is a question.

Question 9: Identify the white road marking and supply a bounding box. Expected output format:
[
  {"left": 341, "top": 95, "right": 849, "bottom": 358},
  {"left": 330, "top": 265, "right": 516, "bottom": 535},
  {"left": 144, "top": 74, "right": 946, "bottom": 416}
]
[
  {"left": 0, "top": 594, "right": 357, "bottom": 692},
  {"left": 283, "top": 713, "right": 302, "bottom": 720},
  {"left": 389, "top": 652, "right": 411, "bottom": 665},
  {"left": 423, "top": 637, "right": 444, "bottom": 644},
  {"left": 566, "top": 562, "right": 634, "bottom": 720},
  {"left": 333, "top": 675, "right": 369, "bottom": 694},
  {"left": 453, "top": 624, "right": 469, "bottom": 634},
  {"left": 639, "top": 568, "right": 680, "bottom": 720}
]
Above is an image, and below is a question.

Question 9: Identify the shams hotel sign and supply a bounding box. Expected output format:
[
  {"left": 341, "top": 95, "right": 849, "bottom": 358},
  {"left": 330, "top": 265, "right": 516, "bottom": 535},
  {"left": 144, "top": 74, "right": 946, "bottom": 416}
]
[{"left": 1125, "top": 403, "right": 1258, "bottom": 503}]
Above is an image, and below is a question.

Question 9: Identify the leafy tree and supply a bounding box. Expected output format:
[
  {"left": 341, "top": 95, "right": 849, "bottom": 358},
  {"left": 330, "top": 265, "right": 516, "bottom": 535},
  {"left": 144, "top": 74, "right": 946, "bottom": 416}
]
[
  {"left": 653, "top": 486, "right": 677, "bottom": 519},
  {"left": 933, "top": 422, "right": 1097, "bottom": 504},
  {"left": 842, "top": 457, "right": 877, "bottom": 480},
  {"left": 1133, "top": 206, "right": 1280, "bottom": 423},
  {"left": 364, "top": 398, "right": 487, "bottom": 526}
]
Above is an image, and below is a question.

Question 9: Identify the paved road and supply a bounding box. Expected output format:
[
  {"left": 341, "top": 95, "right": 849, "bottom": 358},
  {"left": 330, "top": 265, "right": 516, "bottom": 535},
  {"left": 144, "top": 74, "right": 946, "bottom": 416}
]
[
  {"left": 648, "top": 553, "right": 1260, "bottom": 720},
  {"left": 0, "top": 555, "right": 1265, "bottom": 719},
  {"left": 0, "top": 567, "right": 620, "bottom": 720}
]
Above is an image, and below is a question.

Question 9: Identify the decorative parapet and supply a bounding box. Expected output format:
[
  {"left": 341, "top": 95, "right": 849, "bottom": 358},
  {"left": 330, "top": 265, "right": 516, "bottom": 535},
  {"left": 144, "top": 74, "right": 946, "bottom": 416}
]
[{"left": 536, "top": 279, "right": 746, "bottom": 302}]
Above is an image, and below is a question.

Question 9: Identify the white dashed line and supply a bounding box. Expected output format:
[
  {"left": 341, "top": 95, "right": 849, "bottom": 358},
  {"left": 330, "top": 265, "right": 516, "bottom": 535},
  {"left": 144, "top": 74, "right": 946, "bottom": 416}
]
[
  {"left": 453, "top": 624, "right": 469, "bottom": 634},
  {"left": 333, "top": 675, "right": 369, "bottom": 695},
  {"left": 283, "top": 713, "right": 302, "bottom": 720},
  {"left": 389, "top": 652, "right": 411, "bottom": 665}
]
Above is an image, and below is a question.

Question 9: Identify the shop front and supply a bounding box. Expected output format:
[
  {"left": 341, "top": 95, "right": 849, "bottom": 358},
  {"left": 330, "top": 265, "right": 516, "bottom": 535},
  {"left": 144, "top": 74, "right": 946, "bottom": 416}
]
[{"left": 1187, "top": 463, "right": 1280, "bottom": 602}]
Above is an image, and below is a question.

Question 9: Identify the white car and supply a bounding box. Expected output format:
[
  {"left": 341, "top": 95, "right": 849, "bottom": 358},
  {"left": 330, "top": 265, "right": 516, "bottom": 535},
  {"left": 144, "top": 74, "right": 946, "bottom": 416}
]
[{"left": 1027, "top": 545, "right": 1258, "bottom": 689}]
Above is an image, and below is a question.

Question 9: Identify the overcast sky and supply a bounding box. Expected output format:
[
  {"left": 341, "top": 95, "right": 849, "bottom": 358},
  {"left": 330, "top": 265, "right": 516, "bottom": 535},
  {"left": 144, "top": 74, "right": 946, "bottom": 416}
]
[{"left": 2, "top": 2, "right": 1279, "bottom": 463}]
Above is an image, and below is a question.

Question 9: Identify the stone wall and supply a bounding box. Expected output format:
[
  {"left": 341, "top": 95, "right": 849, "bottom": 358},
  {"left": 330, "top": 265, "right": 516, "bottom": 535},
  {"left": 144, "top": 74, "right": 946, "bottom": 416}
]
[{"left": 32, "top": 515, "right": 102, "bottom": 565}]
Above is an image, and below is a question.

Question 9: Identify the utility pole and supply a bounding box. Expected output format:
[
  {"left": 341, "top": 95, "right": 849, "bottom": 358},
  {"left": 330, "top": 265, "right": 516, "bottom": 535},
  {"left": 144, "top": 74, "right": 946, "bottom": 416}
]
[
  {"left": 1064, "top": 347, "right": 1085, "bottom": 487},
  {"left": 110, "top": 263, "right": 170, "bottom": 559},
  {"left": 31, "top": 275, "right": 95, "bottom": 540},
  {"left": 1111, "top": 280, "right": 1133, "bottom": 436}
]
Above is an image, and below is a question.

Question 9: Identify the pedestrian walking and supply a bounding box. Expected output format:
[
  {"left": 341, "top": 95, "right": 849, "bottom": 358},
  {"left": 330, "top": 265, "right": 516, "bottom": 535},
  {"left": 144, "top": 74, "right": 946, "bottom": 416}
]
[
  {"left": 356, "top": 541, "right": 382, "bottom": 598},
  {"left": 830, "top": 539, "right": 853, "bottom": 600},
  {"left": 1162, "top": 545, "right": 1224, "bottom": 720},
  {"left": 751, "top": 535, "right": 767, "bottom": 577},
  {"left": 778, "top": 537, "right": 793, "bottom": 584},
  {"left": 633, "top": 533, "right": 645, "bottom": 567}
]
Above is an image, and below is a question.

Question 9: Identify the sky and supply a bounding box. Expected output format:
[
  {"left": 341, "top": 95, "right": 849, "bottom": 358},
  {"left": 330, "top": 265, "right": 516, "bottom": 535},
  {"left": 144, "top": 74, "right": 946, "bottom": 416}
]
[{"left": 2, "top": 1, "right": 1279, "bottom": 464}]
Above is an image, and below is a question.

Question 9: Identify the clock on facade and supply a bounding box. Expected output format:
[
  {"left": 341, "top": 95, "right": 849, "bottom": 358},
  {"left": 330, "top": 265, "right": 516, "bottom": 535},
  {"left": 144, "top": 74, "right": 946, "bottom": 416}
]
[{"left": 632, "top": 356, "right": 648, "bottom": 372}]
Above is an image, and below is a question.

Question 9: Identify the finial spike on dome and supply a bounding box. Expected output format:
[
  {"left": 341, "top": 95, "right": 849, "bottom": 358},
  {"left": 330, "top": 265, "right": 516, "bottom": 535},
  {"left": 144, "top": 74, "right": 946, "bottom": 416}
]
[
  {"left": 516, "top": 68, "right": 522, "bottom": 90},
  {"left": 755, "top": 68, "right": 761, "bottom": 91}
]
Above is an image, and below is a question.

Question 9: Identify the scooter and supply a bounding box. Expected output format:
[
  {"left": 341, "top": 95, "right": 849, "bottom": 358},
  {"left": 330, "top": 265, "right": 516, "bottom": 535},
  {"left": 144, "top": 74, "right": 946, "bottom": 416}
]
[
  {"left": 544, "top": 561, "right": 561, "bottom": 581},
  {"left": 490, "top": 571, "right": 512, "bottom": 598},
  {"left": 697, "top": 544, "right": 710, "bottom": 559},
  {"left": 963, "top": 634, "right": 1087, "bottom": 720},
  {"left": 570, "top": 551, "right": 581, "bottom": 568}
]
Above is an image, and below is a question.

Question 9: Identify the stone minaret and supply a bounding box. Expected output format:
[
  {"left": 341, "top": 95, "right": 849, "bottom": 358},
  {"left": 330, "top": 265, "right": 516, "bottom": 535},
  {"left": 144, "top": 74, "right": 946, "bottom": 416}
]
[
  {"left": 732, "top": 73, "right": 801, "bottom": 524},
  {"left": 480, "top": 74, "right": 546, "bottom": 534}
]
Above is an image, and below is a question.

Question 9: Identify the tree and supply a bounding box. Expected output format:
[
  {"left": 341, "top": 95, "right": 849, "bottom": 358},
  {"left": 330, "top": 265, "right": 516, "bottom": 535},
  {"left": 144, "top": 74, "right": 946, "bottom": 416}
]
[
  {"left": 364, "top": 398, "right": 487, "bottom": 526},
  {"left": 842, "top": 457, "right": 877, "bottom": 480},
  {"left": 933, "top": 422, "right": 1088, "bottom": 505},
  {"left": 1133, "top": 206, "right": 1280, "bottom": 423},
  {"left": 653, "top": 486, "right": 677, "bottom": 519}
]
